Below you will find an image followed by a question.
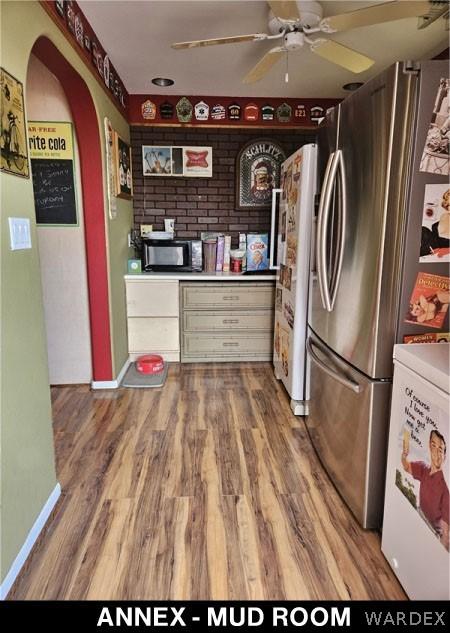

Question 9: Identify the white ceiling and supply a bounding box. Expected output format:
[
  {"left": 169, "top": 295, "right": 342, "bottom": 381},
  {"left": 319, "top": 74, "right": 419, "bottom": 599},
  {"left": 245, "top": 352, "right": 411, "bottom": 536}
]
[{"left": 79, "top": 1, "right": 448, "bottom": 98}]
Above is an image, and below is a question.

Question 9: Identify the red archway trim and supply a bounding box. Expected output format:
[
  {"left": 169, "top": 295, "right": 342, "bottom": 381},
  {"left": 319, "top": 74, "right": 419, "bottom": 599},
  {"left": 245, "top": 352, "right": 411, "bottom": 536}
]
[{"left": 31, "top": 36, "right": 113, "bottom": 381}]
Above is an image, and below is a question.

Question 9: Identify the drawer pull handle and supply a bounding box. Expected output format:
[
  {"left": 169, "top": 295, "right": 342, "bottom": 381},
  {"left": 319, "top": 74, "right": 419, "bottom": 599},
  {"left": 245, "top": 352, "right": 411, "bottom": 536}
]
[
  {"left": 223, "top": 319, "right": 239, "bottom": 324},
  {"left": 223, "top": 296, "right": 240, "bottom": 300},
  {"left": 223, "top": 342, "right": 239, "bottom": 347}
]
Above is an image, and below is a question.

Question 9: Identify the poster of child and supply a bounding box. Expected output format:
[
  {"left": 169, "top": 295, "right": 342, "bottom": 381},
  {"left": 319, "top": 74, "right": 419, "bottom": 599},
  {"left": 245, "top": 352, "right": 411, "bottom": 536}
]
[
  {"left": 405, "top": 272, "right": 450, "bottom": 329},
  {"left": 420, "top": 185, "right": 450, "bottom": 262}
]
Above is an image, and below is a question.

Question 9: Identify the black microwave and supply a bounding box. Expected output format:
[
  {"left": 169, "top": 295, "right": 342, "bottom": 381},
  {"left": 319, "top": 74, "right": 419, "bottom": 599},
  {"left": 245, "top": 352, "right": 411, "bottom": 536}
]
[{"left": 142, "top": 239, "right": 192, "bottom": 272}]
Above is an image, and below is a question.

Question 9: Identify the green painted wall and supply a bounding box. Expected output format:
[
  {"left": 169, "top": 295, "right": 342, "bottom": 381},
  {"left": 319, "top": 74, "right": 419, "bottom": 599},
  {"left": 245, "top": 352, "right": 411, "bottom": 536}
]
[{"left": 1, "top": 1, "right": 132, "bottom": 583}]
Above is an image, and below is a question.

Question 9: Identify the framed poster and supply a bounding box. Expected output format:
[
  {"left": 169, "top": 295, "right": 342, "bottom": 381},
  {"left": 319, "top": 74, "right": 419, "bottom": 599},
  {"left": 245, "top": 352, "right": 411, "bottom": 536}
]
[
  {"left": 1, "top": 67, "right": 29, "bottom": 178},
  {"left": 142, "top": 145, "right": 173, "bottom": 175},
  {"left": 236, "top": 139, "right": 285, "bottom": 209},
  {"left": 182, "top": 146, "right": 212, "bottom": 177},
  {"left": 142, "top": 145, "right": 212, "bottom": 177},
  {"left": 104, "top": 118, "right": 117, "bottom": 219},
  {"left": 29, "top": 121, "right": 77, "bottom": 225},
  {"left": 114, "top": 132, "right": 133, "bottom": 198}
]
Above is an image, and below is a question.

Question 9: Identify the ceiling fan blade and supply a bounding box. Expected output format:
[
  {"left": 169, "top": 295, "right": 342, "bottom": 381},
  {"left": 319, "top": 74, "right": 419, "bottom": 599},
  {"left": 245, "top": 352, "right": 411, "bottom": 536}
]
[
  {"left": 267, "top": 0, "right": 300, "bottom": 21},
  {"left": 322, "top": 0, "right": 430, "bottom": 33},
  {"left": 171, "top": 33, "right": 267, "bottom": 49},
  {"left": 243, "top": 47, "right": 284, "bottom": 84},
  {"left": 311, "top": 39, "right": 375, "bottom": 74}
]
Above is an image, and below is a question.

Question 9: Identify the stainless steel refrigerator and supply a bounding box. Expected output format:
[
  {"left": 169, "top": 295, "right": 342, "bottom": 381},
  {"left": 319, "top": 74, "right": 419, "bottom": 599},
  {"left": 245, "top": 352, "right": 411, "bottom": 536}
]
[
  {"left": 273, "top": 144, "right": 317, "bottom": 415},
  {"left": 307, "top": 61, "right": 449, "bottom": 529}
]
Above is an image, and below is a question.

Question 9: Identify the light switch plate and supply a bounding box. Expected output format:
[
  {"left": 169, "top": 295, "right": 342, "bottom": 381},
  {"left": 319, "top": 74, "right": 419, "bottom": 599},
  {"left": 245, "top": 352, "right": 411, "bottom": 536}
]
[{"left": 9, "top": 217, "right": 32, "bottom": 250}]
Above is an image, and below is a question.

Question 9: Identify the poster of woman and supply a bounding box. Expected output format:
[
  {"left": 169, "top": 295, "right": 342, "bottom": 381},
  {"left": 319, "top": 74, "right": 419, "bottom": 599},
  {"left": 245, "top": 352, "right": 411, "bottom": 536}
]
[
  {"left": 405, "top": 272, "right": 450, "bottom": 329},
  {"left": 420, "top": 185, "right": 450, "bottom": 262},
  {"left": 1, "top": 67, "right": 29, "bottom": 178}
]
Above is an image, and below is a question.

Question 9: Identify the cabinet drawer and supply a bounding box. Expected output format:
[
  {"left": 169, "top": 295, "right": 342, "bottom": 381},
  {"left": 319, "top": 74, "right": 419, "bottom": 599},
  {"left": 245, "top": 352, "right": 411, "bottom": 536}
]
[
  {"left": 126, "top": 280, "right": 179, "bottom": 317},
  {"left": 182, "top": 332, "right": 272, "bottom": 358},
  {"left": 128, "top": 317, "right": 179, "bottom": 352},
  {"left": 181, "top": 283, "right": 274, "bottom": 310},
  {"left": 183, "top": 310, "right": 273, "bottom": 332}
]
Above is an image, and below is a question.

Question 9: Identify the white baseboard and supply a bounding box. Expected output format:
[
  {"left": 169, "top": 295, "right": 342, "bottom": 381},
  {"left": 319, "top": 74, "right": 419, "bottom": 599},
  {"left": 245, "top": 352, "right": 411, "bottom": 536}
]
[
  {"left": 0, "top": 482, "right": 61, "bottom": 600},
  {"left": 91, "top": 357, "right": 131, "bottom": 390}
]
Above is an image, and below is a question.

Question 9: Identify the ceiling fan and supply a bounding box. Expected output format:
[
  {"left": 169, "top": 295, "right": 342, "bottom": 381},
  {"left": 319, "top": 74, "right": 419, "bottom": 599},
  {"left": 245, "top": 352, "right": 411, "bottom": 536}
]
[{"left": 171, "top": 1, "right": 448, "bottom": 83}]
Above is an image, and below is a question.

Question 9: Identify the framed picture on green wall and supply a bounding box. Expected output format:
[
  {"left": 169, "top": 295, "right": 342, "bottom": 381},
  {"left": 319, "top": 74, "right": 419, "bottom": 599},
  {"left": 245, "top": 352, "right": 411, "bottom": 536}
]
[
  {"left": 114, "top": 132, "right": 133, "bottom": 199},
  {"left": 1, "top": 67, "right": 30, "bottom": 178}
]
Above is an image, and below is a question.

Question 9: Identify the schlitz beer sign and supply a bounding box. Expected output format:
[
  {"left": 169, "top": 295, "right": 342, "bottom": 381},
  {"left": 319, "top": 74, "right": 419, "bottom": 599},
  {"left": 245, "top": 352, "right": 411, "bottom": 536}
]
[{"left": 236, "top": 140, "right": 286, "bottom": 210}]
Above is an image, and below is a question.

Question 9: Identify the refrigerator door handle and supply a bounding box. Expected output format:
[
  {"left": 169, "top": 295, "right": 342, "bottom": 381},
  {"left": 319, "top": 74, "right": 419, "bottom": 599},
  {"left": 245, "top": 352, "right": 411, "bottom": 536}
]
[
  {"left": 270, "top": 188, "right": 282, "bottom": 270},
  {"left": 316, "top": 151, "right": 338, "bottom": 311},
  {"left": 306, "top": 337, "right": 362, "bottom": 394},
  {"left": 330, "top": 150, "right": 346, "bottom": 310}
]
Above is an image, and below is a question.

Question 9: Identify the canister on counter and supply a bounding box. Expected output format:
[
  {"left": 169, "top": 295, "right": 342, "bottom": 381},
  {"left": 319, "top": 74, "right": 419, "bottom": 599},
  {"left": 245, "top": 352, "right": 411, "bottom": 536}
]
[
  {"left": 239, "top": 233, "right": 247, "bottom": 271},
  {"left": 230, "top": 249, "right": 245, "bottom": 273},
  {"left": 191, "top": 240, "right": 202, "bottom": 271}
]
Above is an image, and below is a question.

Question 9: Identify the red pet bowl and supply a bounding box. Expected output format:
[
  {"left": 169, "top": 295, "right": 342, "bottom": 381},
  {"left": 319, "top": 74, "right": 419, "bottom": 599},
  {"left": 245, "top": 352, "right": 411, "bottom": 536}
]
[{"left": 135, "top": 354, "right": 164, "bottom": 375}]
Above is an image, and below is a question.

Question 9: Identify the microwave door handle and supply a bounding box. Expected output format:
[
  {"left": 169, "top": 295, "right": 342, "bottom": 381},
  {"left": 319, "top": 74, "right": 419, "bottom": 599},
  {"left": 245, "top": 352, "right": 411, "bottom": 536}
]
[
  {"left": 270, "top": 188, "right": 282, "bottom": 270},
  {"left": 306, "top": 337, "right": 361, "bottom": 394},
  {"left": 330, "top": 150, "right": 346, "bottom": 311},
  {"left": 316, "top": 152, "right": 338, "bottom": 312}
]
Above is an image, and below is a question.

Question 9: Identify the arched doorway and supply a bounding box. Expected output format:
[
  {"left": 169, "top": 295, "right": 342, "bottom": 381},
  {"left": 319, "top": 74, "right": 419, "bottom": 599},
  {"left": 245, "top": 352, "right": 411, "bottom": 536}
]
[{"left": 30, "top": 36, "right": 112, "bottom": 381}]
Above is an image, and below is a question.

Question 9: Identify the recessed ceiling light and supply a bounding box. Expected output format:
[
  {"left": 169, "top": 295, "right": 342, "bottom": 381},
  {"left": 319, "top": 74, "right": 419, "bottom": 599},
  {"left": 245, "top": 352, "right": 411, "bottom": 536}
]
[
  {"left": 342, "top": 82, "right": 364, "bottom": 91},
  {"left": 152, "top": 77, "right": 174, "bottom": 87}
]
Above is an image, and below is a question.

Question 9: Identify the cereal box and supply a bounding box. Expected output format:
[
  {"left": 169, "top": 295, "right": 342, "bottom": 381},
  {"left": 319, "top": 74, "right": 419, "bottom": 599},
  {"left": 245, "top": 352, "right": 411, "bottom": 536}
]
[{"left": 246, "top": 233, "right": 269, "bottom": 271}]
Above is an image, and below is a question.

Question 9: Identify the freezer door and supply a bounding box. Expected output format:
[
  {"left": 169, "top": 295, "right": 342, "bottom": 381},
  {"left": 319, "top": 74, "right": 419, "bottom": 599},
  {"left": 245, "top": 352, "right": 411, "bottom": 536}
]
[
  {"left": 311, "top": 63, "right": 419, "bottom": 379},
  {"left": 273, "top": 146, "right": 316, "bottom": 403},
  {"left": 306, "top": 332, "right": 392, "bottom": 528}
]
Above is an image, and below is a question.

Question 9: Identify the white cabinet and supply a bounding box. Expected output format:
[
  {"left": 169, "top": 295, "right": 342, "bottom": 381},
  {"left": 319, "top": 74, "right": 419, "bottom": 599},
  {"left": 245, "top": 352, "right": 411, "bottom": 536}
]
[
  {"left": 126, "top": 280, "right": 179, "bottom": 317},
  {"left": 125, "top": 279, "right": 180, "bottom": 361}
]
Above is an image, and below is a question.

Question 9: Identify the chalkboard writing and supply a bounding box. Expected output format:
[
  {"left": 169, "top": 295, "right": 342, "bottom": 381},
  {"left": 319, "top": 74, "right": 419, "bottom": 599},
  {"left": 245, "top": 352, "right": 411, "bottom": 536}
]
[{"left": 31, "top": 158, "right": 77, "bottom": 224}]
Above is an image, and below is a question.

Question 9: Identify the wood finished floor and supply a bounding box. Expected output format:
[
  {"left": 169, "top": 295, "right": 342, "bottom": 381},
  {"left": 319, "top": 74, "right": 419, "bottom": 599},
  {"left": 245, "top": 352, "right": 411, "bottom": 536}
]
[{"left": 8, "top": 363, "right": 405, "bottom": 600}]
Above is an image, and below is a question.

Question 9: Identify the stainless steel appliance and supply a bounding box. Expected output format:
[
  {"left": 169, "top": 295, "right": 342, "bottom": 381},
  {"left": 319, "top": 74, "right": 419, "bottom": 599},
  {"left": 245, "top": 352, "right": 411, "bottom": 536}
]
[
  {"left": 308, "top": 61, "right": 449, "bottom": 528},
  {"left": 142, "top": 238, "right": 192, "bottom": 272}
]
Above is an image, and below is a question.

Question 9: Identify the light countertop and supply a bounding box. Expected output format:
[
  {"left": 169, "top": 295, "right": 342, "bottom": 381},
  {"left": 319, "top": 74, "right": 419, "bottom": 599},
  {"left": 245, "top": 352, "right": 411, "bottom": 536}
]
[
  {"left": 125, "top": 271, "right": 277, "bottom": 282},
  {"left": 394, "top": 343, "right": 450, "bottom": 394}
]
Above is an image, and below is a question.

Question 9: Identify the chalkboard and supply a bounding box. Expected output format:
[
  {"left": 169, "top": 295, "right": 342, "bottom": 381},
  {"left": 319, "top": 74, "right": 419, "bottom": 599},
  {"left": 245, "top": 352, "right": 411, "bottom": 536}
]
[{"left": 31, "top": 158, "right": 77, "bottom": 225}]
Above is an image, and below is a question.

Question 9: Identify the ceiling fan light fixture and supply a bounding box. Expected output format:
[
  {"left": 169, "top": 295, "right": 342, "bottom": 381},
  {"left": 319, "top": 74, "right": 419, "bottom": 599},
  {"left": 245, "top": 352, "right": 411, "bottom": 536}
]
[{"left": 152, "top": 77, "right": 174, "bottom": 87}]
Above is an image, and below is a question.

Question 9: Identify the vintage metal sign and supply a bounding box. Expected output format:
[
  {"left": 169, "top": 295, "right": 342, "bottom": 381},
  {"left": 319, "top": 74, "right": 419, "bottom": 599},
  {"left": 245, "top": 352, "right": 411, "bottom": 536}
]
[{"left": 236, "top": 139, "right": 286, "bottom": 209}]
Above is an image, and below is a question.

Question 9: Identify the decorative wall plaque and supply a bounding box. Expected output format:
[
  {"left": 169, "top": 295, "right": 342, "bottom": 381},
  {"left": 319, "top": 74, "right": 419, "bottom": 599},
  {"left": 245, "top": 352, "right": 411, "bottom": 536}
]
[
  {"left": 142, "top": 100, "right": 156, "bottom": 120},
  {"left": 176, "top": 97, "right": 193, "bottom": 123},
  {"left": 276, "top": 102, "right": 292, "bottom": 122},
  {"left": 195, "top": 101, "right": 209, "bottom": 120},
  {"left": 236, "top": 139, "right": 285, "bottom": 209}
]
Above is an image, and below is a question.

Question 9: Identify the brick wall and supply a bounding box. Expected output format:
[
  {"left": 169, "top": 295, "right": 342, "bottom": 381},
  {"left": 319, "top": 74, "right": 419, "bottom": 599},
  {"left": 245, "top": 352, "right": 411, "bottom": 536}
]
[{"left": 131, "top": 127, "right": 316, "bottom": 246}]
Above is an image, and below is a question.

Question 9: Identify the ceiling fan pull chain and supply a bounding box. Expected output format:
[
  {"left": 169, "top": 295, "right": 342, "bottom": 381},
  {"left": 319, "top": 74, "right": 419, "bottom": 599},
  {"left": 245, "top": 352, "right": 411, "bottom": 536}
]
[{"left": 285, "top": 52, "right": 289, "bottom": 83}]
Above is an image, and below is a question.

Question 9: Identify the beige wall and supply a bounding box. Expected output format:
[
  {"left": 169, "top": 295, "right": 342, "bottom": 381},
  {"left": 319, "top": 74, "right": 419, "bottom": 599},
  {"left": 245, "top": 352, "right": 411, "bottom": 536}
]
[
  {"left": 27, "top": 54, "right": 92, "bottom": 384},
  {"left": 1, "top": 1, "right": 133, "bottom": 583}
]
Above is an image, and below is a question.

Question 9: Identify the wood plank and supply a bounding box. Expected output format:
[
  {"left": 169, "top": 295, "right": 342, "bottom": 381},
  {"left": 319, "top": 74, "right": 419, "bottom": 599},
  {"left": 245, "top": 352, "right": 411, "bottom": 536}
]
[{"left": 7, "top": 363, "right": 406, "bottom": 600}]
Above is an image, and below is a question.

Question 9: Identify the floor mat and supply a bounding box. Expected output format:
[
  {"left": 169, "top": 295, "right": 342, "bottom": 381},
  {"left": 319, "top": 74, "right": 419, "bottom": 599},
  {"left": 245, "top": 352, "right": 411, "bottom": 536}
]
[{"left": 121, "top": 362, "right": 168, "bottom": 388}]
